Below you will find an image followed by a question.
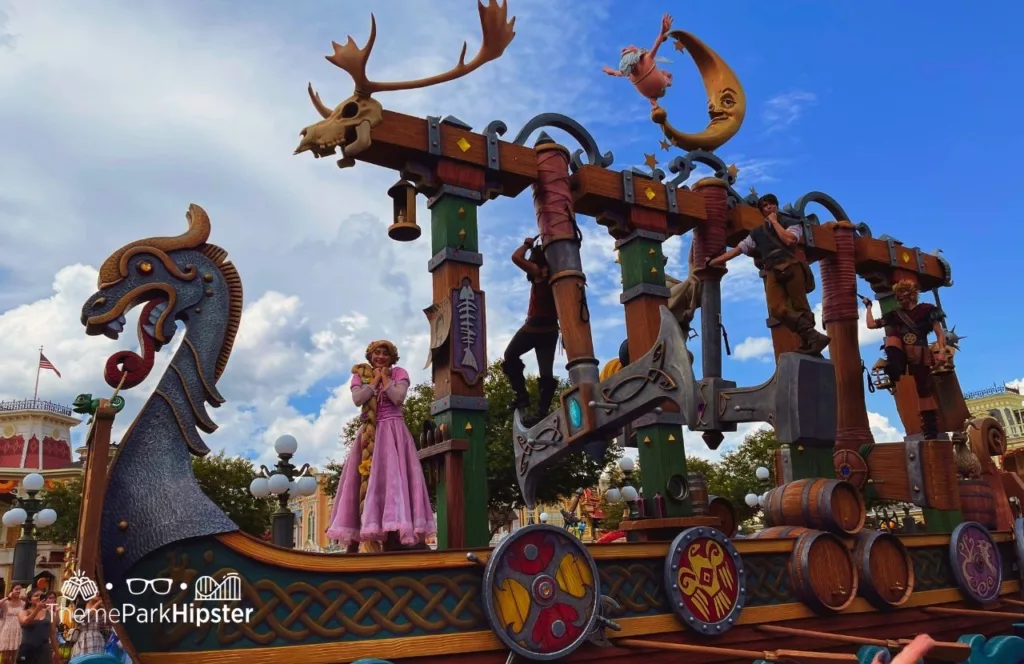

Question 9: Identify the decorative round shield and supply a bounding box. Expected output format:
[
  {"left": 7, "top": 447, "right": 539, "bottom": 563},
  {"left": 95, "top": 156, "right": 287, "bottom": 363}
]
[
  {"left": 482, "top": 524, "right": 601, "bottom": 661},
  {"left": 664, "top": 526, "right": 746, "bottom": 634},
  {"left": 833, "top": 449, "right": 868, "bottom": 489},
  {"left": 950, "top": 521, "right": 1003, "bottom": 604}
]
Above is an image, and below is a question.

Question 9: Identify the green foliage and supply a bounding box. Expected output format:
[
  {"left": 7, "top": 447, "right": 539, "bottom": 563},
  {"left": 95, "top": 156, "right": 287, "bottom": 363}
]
[
  {"left": 325, "top": 360, "right": 617, "bottom": 515},
  {"left": 702, "top": 428, "right": 777, "bottom": 522},
  {"left": 594, "top": 465, "right": 627, "bottom": 531},
  {"left": 38, "top": 477, "right": 82, "bottom": 545},
  {"left": 192, "top": 451, "right": 273, "bottom": 537},
  {"left": 322, "top": 459, "right": 344, "bottom": 498}
]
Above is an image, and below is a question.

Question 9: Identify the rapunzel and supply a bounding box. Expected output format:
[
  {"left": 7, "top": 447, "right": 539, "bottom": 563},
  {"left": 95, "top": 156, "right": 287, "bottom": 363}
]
[{"left": 326, "top": 340, "right": 436, "bottom": 552}]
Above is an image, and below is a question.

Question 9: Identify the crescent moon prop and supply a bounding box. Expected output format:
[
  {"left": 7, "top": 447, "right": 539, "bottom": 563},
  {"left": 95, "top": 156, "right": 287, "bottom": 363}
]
[{"left": 652, "top": 30, "right": 746, "bottom": 153}]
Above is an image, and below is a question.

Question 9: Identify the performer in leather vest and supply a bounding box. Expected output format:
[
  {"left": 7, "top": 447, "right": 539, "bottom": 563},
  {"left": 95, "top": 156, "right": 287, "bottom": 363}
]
[
  {"left": 863, "top": 280, "right": 948, "bottom": 439},
  {"left": 709, "top": 193, "right": 831, "bottom": 355},
  {"left": 502, "top": 236, "right": 560, "bottom": 424}
]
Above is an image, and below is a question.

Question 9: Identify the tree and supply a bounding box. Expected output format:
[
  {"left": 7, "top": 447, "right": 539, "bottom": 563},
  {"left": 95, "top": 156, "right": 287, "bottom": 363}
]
[
  {"left": 325, "top": 360, "right": 618, "bottom": 516},
  {"left": 595, "top": 465, "right": 627, "bottom": 531},
  {"left": 192, "top": 452, "right": 273, "bottom": 537},
  {"left": 712, "top": 428, "right": 777, "bottom": 522},
  {"left": 38, "top": 477, "right": 82, "bottom": 545}
]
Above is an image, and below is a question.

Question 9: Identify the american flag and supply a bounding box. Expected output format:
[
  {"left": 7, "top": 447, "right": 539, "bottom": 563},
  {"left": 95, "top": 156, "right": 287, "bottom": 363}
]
[{"left": 39, "top": 352, "right": 61, "bottom": 378}]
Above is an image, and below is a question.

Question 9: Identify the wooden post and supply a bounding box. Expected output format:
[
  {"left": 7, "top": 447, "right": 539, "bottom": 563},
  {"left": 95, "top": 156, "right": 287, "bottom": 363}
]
[
  {"left": 425, "top": 161, "right": 490, "bottom": 549},
  {"left": 569, "top": 164, "right": 705, "bottom": 523},
  {"left": 821, "top": 221, "right": 873, "bottom": 453},
  {"left": 617, "top": 225, "right": 691, "bottom": 518},
  {"left": 532, "top": 138, "right": 598, "bottom": 385},
  {"left": 76, "top": 403, "right": 117, "bottom": 579}
]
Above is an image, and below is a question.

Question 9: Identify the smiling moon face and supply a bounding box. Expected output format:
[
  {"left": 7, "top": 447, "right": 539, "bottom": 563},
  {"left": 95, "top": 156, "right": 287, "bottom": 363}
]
[{"left": 652, "top": 30, "right": 747, "bottom": 153}]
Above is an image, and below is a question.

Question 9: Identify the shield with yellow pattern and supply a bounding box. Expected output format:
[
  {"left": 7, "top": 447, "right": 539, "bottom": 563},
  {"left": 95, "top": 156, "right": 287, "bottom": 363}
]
[{"left": 664, "top": 526, "right": 746, "bottom": 634}]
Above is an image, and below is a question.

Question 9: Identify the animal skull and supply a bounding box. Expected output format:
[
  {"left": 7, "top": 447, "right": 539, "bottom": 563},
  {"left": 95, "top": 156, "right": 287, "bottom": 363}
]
[{"left": 294, "top": 87, "right": 383, "bottom": 169}]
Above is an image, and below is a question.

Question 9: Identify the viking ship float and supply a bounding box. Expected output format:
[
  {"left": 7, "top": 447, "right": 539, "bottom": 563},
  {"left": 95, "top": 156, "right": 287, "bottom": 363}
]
[{"left": 72, "top": 3, "right": 1024, "bottom": 663}]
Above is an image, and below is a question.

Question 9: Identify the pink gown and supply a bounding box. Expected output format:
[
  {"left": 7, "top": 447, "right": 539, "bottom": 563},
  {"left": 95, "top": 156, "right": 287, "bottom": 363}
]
[{"left": 326, "top": 366, "right": 436, "bottom": 546}]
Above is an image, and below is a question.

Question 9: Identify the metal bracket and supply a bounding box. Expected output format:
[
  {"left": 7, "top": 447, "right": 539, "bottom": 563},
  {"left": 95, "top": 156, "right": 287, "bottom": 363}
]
[
  {"left": 483, "top": 120, "right": 507, "bottom": 173},
  {"left": 441, "top": 115, "right": 472, "bottom": 131},
  {"left": 800, "top": 218, "right": 816, "bottom": 249},
  {"left": 885, "top": 237, "right": 899, "bottom": 267},
  {"left": 905, "top": 439, "right": 926, "bottom": 507},
  {"left": 665, "top": 182, "right": 679, "bottom": 215},
  {"left": 431, "top": 395, "right": 489, "bottom": 415},
  {"left": 428, "top": 247, "right": 484, "bottom": 272},
  {"left": 621, "top": 169, "right": 635, "bottom": 205},
  {"left": 613, "top": 229, "right": 667, "bottom": 248},
  {"left": 427, "top": 116, "right": 442, "bottom": 156},
  {"left": 779, "top": 446, "right": 794, "bottom": 483},
  {"left": 620, "top": 283, "right": 671, "bottom": 304},
  {"left": 427, "top": 185, "right": 483, "bottom": 207},
  {"left": 915, "top": 249, "right": 925, "bottom": 274}
]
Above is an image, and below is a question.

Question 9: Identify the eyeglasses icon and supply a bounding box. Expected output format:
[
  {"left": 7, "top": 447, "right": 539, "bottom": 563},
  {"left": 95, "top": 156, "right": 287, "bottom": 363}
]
[{"left": 125, "top": 578, "right": 173, "bottom": 595}]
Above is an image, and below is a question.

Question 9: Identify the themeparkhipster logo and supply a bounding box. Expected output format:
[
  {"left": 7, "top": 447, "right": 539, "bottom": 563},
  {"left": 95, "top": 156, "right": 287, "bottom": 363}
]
[{"left": 56, "top": 570, "right": 255, "bottom": 626}]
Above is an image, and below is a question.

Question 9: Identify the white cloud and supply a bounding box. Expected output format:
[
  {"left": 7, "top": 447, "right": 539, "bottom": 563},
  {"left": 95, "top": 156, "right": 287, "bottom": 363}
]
[
  {"left": 868, "top": 411, "right": 904, "bottom": 442},
  {"left": 733, "top": 336, "right": 774, "bottom": 362},
  {"left": 762, "top": 91, "right": 817, "bottom": 132},
  {"left": 0, "top": 0, "right": 617, "bottom": 472}
]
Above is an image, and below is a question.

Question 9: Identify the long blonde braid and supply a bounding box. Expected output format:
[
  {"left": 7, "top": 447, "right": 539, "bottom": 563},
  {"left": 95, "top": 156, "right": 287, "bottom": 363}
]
[{"left": 353, "top": 362, "right": 377, "bottom": 516}]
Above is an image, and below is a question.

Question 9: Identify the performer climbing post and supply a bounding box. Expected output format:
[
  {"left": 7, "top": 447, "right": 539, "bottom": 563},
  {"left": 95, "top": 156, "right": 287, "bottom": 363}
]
[
  {"left": 710, "top": 193, "right": 830, "bottom": 355},
  {"left": 502, "top": 236, "right": 560, "bottom": 424},
  {"left": 863, "top": 281, "right": 948, "bottom": 439}
]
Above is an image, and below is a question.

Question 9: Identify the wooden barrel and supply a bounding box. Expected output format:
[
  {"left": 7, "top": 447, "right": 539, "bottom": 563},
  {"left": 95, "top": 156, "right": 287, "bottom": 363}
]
[
  {"left": 852, "top": 529, "right": 914, "bottom": 609},
  {"left": 687, "top": 471, "right": 709, "bottom": 515},
  {"left": 747, "top": 525, "right": 812, "bottom": 538},
  {"left": 958, "top": 479, "right": 997, "bottom": 530},
  {"left": 763, "top": 478, "right": 865, "bottom": 535},
  {"left": 708, "top": 495, "right": 738, "bottom": 537},
  {"left": 748, "top": 526, "right": 858, "bottom": 613}
]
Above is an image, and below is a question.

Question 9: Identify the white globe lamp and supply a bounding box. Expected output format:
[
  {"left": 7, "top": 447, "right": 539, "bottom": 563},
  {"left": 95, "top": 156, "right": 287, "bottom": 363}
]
[
  {"left": 22, "top": 473, "right": 44, "bottom": 492},
  {"left": 620, "top": 485, "right": 639, "bottom": 502},
  {"left": 755, "top": 466, "right": 770, "bottom": 481},
  {"left": 744, "top": 493, "right": 759, "bottom": 508},
  {"left": 539, "top": 512, "right": 550, "bottom": 523},
  {"left": 34, "top": 509, "right": 57, "bottom": 528},
  {"left": 249, "top": 477, "right": 270, "bottom": 498},
  {"left": 267, "top": 473, "right": 290, "bottom": 495},
  {"left": 618, "top": 456, "right": 635, "bottom": 473},
  {"left": 274, "top": 435, "right": 298, "bottom": 456},
  {"left": 3, "top": 508, "right": 27, "bottom": 527},
  {"left": 604, "top": 487, "right": 621, "bottom": 504},
  {"left": 297, "top": 476, "right": 318, "bottom": 497}
]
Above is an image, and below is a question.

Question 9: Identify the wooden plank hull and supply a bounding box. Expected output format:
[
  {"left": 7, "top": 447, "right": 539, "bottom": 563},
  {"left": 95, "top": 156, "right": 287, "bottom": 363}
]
[{"left": 107, "top": 531, "right": 1024, "bottom": 664}]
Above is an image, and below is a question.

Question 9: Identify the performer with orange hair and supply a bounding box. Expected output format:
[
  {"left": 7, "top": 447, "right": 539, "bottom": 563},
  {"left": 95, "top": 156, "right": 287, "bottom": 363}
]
[
  {"left": 326, "top": 340, "right": 435, "bottom": 552},
  {"left": 864, "top": 281, "right": 948, "bottom": 439}
]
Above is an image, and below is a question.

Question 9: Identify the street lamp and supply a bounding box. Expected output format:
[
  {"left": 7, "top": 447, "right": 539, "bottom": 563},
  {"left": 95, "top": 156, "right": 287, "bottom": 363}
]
[
  {"left": 249, "top": 435, "right": 317, "bottom": 548},
  {"left": 2, "top": 473, "right": 58, "bottom": 587},
  {"left": 604, "top": 456, "right": 641, "bottom": 521},
  {"left": 539, "top": 512, "right": 549, "bottom": 524}
]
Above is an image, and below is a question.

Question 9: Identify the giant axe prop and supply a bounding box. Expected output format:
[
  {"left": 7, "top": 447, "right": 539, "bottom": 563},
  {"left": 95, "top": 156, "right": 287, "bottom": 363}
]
[{"left": 513, "top": 306, "right": 837, "bottom": 507}]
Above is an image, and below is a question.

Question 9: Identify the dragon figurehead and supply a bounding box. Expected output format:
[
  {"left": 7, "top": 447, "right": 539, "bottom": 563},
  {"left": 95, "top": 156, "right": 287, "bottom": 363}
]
[{"left": 79, "top": 203, "right": 241, "bottom": 584}]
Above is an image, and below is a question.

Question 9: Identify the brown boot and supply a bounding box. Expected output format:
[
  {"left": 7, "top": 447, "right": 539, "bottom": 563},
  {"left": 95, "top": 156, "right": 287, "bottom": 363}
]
[{"left": 794, "top": 316, "right": 831, "bottom": 356}]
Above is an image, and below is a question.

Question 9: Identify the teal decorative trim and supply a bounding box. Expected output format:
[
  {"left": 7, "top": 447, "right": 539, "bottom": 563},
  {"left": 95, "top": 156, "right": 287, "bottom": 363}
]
[{"left": 958, "top": 634, "right": 1024, "bottom": 664}]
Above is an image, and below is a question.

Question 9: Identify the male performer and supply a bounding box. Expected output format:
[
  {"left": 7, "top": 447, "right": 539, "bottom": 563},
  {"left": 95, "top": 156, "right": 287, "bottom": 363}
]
[
  {"left": 709, "top": 193, "right": 830, "bottom": 355},
  {"left": 863, "top": 280, "right": 948, "bottom": 439},
  {"left": 502, "top": 236, "right": 559, "bottom": 424}
]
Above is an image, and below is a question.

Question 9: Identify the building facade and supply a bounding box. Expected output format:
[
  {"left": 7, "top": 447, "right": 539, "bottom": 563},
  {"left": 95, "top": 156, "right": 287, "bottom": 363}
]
[
  {"left": 964, "top": 384, "right": 1024, "bottom": 449},
  {"left": 0, "top": 399, "right": 82, "bottom": 590}
]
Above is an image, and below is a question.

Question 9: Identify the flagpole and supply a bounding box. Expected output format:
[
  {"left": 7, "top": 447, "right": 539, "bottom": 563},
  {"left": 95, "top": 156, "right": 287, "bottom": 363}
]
[{"left": 33, "top": 346, "right": 42, "bottom": 402}]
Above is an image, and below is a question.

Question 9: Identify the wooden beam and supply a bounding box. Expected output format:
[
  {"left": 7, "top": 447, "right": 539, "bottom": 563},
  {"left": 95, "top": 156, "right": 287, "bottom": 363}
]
[
  {"left": 571, "top": 165, "right": 706, "bottom": 232},
  {"left": 353, "top": 110, "right": 539, "bottom": 198},
  {"left": 725, "top": 204, "right": 947, "bottom": 286}
]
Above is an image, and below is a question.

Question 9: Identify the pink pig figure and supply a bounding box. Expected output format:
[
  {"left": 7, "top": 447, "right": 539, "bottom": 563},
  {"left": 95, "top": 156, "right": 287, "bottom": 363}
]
[{"left": 603, "top": 13, "right": 675, "bottom": 106}]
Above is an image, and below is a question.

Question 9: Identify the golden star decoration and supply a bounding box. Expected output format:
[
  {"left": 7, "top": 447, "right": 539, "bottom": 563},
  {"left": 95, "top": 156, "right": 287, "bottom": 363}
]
[
  {"left": 727, "top": 163, "right": 739, "bottom": 178},
  {"left": 644, "top": 153, "right": 658, "bottom": 170},
  {"left": 659, "top": 139, "right": 671, "bottom": 151}
]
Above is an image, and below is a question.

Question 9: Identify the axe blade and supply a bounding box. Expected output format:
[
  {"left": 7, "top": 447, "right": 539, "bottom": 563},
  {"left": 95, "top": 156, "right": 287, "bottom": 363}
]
[{"left": 514, "top": 306, "right": 697, "bottom": 507}]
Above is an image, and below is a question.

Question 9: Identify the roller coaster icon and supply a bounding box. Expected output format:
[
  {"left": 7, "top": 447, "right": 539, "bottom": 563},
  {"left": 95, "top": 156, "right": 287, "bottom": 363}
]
[{"left": 193, "top": 573, "right": 242, "bottom": 602}]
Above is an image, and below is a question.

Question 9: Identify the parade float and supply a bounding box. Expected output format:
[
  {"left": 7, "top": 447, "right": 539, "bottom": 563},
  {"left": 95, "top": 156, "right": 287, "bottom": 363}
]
[{"left": 73, "top": 2, "right": 1024, "bottom": 663}]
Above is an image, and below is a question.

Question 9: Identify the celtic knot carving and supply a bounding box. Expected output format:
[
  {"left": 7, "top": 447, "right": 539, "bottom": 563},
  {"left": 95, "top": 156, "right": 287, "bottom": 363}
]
[
  {"left": 741, "top": 555, "right": 792, "bottom": 605},
  {"left": 143, "top": 554, "right": 484, "bottom": 648},
  {"left": 598, "top": 563, "right": 665, "bottom": 614},
  {"left": 910, "top": 547, "right": 955, "bottom": 592},
  {"left": 515, "top": 414, "right": 563, "bottom": 476},
  {"left": 597, "top": 340, "right": 676, "bottom": 413}
]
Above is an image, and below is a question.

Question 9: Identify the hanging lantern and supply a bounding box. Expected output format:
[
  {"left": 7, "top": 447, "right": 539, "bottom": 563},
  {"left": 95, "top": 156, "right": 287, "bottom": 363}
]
[
  {"left": 870, "top": 357, "right": 893, "bottom": 392},
  {"left": 387, "top": 179, "right": 420, "bottom": 242}
]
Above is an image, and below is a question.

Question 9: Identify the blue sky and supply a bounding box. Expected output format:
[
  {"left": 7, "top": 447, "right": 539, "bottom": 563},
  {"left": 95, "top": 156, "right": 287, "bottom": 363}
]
[{"left": 0, "top": 0, "right": 1021, "bottom": 469}]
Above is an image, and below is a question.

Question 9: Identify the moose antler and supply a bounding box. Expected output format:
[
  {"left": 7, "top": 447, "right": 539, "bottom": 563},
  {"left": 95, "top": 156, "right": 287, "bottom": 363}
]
[{"left": 325, "top": 0, "right": 516, "bottom": 98}]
